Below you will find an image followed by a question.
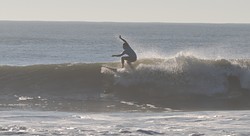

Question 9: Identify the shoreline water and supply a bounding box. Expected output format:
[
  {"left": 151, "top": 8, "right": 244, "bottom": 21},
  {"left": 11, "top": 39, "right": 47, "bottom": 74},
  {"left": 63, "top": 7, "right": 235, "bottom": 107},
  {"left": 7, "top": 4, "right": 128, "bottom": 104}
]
[{"left": 0, "top": 110, "right": 249, "bottom": 135}]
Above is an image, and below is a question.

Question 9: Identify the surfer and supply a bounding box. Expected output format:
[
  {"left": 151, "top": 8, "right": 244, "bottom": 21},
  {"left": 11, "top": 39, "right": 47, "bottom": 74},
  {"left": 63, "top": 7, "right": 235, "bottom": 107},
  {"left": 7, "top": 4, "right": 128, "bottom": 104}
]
[{"left": 112, "top": 35, "right": 137, "bottom": 68}]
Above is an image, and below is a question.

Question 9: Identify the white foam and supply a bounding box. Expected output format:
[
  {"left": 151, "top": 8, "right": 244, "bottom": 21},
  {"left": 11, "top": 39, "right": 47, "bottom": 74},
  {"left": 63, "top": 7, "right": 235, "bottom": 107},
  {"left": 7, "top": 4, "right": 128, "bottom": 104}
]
[{"left": 110, "top": 54, "right": 250, "bottom": 95}]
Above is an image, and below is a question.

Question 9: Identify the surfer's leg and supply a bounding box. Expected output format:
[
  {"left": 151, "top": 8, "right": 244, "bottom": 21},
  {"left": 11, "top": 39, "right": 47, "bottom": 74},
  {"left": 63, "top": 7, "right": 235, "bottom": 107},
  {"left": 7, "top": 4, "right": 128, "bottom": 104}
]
[
  {"left": 121, "top": 57, "right": 126, "bottom": 68},
  {"left": 121, "top": 56, "right": 130, "bottom": 68},
  {"left": 123, "top": 56, "right": 136, "bottom": 69},
  {"left": 122, "top": 56, "right": 136, "bottom": 69}
]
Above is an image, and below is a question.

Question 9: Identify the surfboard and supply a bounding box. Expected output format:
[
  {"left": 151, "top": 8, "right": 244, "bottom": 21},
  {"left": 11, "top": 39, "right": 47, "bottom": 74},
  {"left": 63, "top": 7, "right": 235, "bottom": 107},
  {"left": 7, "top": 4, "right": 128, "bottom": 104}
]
[{"left": 102, "top": 65, "right": 118, "bottom": 72}]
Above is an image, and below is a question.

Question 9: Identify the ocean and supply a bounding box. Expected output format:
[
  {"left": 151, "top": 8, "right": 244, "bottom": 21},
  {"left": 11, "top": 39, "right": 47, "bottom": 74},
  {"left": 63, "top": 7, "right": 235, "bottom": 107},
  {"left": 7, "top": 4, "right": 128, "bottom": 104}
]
[{"left": 0, "top": 21, "right": 250, "bottom": 135}]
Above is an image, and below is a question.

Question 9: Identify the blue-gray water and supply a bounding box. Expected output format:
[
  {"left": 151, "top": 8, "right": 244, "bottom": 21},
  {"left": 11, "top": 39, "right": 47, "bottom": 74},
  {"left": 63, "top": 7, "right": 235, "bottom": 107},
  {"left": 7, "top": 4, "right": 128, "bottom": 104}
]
[
  {"left": 1, "top": 21, "right": 250, "bottom": 65},
  {"left": 1, "top": 21, "right": 250, "bottom": 135}
]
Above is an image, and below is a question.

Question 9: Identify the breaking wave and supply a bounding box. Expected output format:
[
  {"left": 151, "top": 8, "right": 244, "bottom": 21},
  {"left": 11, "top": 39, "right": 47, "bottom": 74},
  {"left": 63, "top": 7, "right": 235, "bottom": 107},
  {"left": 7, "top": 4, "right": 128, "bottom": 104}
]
[{"left": 1, "top": 54, "right": 250, "bottom": 111}]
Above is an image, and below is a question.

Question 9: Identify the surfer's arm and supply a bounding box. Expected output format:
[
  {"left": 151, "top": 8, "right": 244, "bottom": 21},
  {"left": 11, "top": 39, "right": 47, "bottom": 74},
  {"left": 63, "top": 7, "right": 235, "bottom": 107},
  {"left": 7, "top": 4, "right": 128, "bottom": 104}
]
[
  {"left": 112, "top": 51, "right": 125, "bottom": 57},
  {"left": 119, "top": 35, "right": 128, "bottom": 44}
]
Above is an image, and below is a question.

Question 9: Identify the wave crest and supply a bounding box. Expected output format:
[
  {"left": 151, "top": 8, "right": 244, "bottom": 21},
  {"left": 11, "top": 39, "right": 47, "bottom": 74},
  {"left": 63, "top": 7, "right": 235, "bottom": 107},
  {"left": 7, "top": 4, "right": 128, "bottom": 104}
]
[{"left": 103, "top": 54, "right": 250, "bottom": 95}]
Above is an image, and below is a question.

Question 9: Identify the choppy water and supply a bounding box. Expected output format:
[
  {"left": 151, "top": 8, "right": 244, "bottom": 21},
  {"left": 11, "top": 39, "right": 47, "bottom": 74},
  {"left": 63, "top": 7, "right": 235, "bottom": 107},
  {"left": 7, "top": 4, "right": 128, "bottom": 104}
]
[{"left": 0, "top": 110, "right": 250, "bottom": 136}]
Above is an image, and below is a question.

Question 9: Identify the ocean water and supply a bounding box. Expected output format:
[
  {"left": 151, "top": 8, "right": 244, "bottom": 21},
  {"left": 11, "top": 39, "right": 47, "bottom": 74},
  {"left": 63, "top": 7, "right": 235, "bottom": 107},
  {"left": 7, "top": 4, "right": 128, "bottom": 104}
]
[{"left": 1, "top": 21, "right": 250, "bottom": 135}]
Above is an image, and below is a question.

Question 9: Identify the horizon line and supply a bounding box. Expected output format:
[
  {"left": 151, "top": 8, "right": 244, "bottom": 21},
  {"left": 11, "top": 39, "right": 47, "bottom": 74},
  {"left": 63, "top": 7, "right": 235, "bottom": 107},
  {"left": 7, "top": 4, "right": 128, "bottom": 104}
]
[{"left": 0, "top": 20, "right": 250, "bottom": 25}]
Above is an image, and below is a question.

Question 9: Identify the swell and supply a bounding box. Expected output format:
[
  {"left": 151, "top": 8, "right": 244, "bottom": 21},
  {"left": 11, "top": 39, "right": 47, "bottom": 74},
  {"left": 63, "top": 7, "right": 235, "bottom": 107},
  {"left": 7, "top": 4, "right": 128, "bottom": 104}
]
[
  {"left": 0, "top": 63, "right": 103, "bottom": 97},
  {"left": 1, "top": 55, "right": 250, "bottom": 110}
]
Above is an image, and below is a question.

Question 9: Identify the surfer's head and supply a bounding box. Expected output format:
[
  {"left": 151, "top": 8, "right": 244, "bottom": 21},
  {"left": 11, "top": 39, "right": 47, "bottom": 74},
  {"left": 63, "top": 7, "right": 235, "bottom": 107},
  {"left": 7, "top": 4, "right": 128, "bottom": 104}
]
[{"left": 123, "top": 43, "right": 129, "bottom": 49}]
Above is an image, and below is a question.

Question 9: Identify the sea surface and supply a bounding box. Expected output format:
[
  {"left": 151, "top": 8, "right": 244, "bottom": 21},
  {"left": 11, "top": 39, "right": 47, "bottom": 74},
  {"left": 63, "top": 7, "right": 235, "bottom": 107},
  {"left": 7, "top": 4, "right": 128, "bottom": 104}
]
[{"left": 0, "top": 21, "right": 250, "bottom": 135}]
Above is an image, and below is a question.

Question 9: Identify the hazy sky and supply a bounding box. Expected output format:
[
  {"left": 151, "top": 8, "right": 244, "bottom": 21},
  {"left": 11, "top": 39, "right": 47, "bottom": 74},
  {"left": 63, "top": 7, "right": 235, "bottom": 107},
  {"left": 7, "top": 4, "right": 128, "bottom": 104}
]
[{"left": 0, "top": 0, "right": 250, "bottom": 23}]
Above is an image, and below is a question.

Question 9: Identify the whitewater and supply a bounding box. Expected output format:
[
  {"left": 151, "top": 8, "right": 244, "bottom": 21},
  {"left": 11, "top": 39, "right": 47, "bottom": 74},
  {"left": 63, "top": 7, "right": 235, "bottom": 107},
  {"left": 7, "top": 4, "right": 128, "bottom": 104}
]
[{"left": 0, "top": 21, "right": 250, "bottom": 135}]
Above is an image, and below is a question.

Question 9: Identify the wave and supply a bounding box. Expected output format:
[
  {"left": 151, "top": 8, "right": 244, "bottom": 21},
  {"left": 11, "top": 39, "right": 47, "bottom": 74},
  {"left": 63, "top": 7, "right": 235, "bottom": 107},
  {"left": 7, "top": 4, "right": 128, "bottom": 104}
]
[
  {"left": 104, "top": 54, "right": 250, "bottom": 94},
  {"left": 1, "top": 54, "right": 250, "bottom": 111}
]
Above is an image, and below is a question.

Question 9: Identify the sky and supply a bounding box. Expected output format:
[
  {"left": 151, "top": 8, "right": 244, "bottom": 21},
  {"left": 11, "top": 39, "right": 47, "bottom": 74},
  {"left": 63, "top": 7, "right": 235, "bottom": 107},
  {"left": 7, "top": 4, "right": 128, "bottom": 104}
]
[{"left": 0, "top": 0, "right": 250, "bottom": 23}]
